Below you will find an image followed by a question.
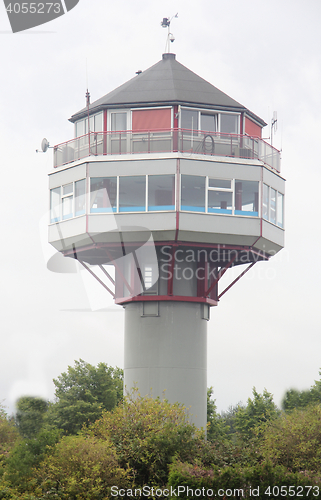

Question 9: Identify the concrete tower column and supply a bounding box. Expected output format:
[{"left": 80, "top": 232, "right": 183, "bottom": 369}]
[{"left": 124, "top": 301, "right": 208, "bottom": 429}]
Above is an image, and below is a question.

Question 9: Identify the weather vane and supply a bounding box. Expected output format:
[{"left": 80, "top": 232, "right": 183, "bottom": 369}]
[{"left": 161, "top": 13, "right": 178, "bottom": 53}]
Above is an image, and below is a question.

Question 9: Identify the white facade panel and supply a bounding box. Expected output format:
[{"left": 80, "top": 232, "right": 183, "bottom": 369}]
[{"left": 49, "top": 163, "right": 87, "bottom": 188}]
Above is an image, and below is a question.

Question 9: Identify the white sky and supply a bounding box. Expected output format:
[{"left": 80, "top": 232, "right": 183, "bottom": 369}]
[{"left": 1, "top": 0, "right": 321, "bottom": 415}]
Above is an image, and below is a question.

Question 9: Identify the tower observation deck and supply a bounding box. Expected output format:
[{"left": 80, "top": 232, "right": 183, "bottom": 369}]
[{"left": 48, "top": 53, "right": 285, "bottom": 429}]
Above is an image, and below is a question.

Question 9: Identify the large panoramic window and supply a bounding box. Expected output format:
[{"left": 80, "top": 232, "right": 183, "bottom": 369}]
[
  {"left": 181, "top": 175, "right": 205, "bottom": 212},
  {"left": 90, "top": 177, "right": 117, "bottom": 213},
  {"left": 119, "top": 176, "right": 146, "bottom": 212},
  {"left": 263, "top": 183, "right": 284, "bottom": 228},
  {"left": 220, "top": 114, "right": 239, "bottom": 134},
  {"left": 50, "top": 187, "right": 61, "bottom": 223},
  {"left": 180, "top": 108, "right": 239, "bottom": 135},
  {"left": 148, "top": 175, "right": 175, "bottom": 211},
  {"left": 111, "top": 112, "right": 127, "bottom": 132},
  {"left": 201, "top": 113, "right": 217, "bottom": 133},
  {"left": 263, "top": 183, "right": 269, "bottom": 220},
  {"left": 277, "top": 192, "right": 284, "bottom": 228},
  {"left": 62, "top": 183, "right": 73, "bottom": 220},
  {"left": 181, "top": 109, "right": 199, "bottom": 131},
  {"left": 75, "top": 112, "right": 104, "bottom": 137},
  {"left": 235, "top": 180, "right": 259, "bottom": 216}
]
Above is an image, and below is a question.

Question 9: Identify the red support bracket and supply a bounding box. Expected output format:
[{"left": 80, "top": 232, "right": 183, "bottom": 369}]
[
  {"left": 218, "top": 261, "right": 256, "bottom": 299},
  {"left": 98, "top": 264, "right": 115, "bottom": 286},
  {"left": 78, "top": 259, "right": 115, "bottom": 298},
  {"left": 205, "top": 253, "right": 238, "bottom": 297}
]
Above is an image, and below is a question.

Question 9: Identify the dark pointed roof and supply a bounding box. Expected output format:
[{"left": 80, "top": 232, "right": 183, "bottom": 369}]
[{"left": 70, "top": 53, "right": 266, "bottom": 126}]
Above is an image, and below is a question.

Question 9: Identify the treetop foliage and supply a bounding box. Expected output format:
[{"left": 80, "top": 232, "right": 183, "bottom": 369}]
[
  {"left": 15, "top": 397, "right": 48, "bottom": 439},
  {"left": 89, "top": 389, "right": 207, "bottom": 486},
  {"left": 2, "top": 361, "right": 321, "bottom": 498},
  {"left": 282, "top": 370, "right": 321, "bottom": 411},
  {"left": 47, "top": 359, "right": 123, "bottom": 435},
  {"left": 234, "top": 387, "right": 280, "bottom": 439}
]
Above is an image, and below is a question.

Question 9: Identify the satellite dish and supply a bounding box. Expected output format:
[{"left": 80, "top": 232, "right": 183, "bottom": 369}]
[{"left": 41, "top": 138, "right": 50, "bottom": 153}]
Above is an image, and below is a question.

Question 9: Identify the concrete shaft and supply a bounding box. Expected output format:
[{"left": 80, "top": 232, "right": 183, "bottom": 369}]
[{"left": 124, "top": 301, "right": 208, "bottom": 429}]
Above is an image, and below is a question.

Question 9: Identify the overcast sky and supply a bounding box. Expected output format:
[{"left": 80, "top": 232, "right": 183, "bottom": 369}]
[{"left": 1, "top": 0, "right": 321, "bottom": 415}]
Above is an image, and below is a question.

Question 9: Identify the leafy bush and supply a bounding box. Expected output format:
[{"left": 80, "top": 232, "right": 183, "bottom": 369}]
[
  {"left": 35, "top": 435, "right": 131, "bottom": 500},
  {"left": 5, "top": 428, "right": 61, "bottom": 492},
  {"left": 262, "top": 404, "right": 321, "bottom": 472},
  {"left": 168, "top": 461, "right": 320, "bottom": 499},
  {"left": 89, "top": 391, "right": 208, "bottom": 486}
]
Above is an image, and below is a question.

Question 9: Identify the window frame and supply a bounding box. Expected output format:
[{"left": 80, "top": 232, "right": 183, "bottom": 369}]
[
  {"left": 179, "top": 107, "right": 240, "bottom": 135},
  {"left": 262, "top": 183, "right": 284, "bottom": 228},
  {"left": 180, "top": 175, "right": 260, "bottom": 217}
]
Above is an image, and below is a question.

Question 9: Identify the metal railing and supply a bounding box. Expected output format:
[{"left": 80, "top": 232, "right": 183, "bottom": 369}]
[{"left": 53, "top": 129, "right": 281, "bottom": 172}]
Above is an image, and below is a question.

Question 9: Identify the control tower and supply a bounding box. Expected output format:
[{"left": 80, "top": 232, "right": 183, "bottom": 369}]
[{"left": 48, "top": 53, "right": 285, "bottom": 428}]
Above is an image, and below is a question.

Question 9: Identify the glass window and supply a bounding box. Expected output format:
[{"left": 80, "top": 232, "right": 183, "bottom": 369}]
[
  {"left": 90, "top": 177, "right": 117, "bottom": 213},
  {"left": 181, "top": 109, "right": 199, "bottom": 131},
  {"left": 270, "top": 188, "right": 276, "bottom": 224},
  {"left": 62, "top": 183, "right": 73, "bottom": 220},
  {"left": 208, "top": 190, "right": 232, "bottom": 214},
  {"left": 111, "top": 112, "right": 127, "bottom": 131},
  {"left": 263, "top": 184, "right": 269, "bottom": 220},
  {"left": 209, "top": 179, "right": 231, "bottom": 189},
  {"left": 235, "top": 180, "right": 259, "bottom": 216},
  {"left": 75, "top": 119, "right": 85, "bottom": 138},
  {"left": 277, "top": 192, "right": 284, "bottom": 228},
  {"left": 75, "top": 179, "right": 86, "bottom": 216},
  {"left": 94, "top": 112, "right": 103, "bottom": 132},
  {"left": 119, "top": 176, "right": 146, "bottom": 212},
  {"left": 208, "top": 178, "right": 233, "bottom": 214},
  {"left": 62, "top": 197, "right": 73, "bottom": 220},
  {"left": 201, "top": 113, "right": 217, "bottom": 132},
  {"left": 63, "top": 183, "right": 73, "bottom": 196},
  {"left": 181, "top": 175, "right": 205, "bottom": 212},
  {"left": 148, "top": 175, "right": 175, "bottom": 211},
  {"left": 220, "top": 114, "right": 238, "bottom": 134},
  {"left": 50, "top": 187, "right": 61, "bottom": 223}
]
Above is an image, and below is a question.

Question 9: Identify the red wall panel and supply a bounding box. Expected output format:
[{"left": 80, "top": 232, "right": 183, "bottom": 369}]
[
  {"left": 244, "top": 117, "right": 262, "bottom": 138},
  {"left": 132, "top": 108, "right": 171, "bottom": 131}
]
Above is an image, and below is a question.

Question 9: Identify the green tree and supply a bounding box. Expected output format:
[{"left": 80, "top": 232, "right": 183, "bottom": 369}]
[
  {"left": 0, "top": 405, "right": 20, "bottom": 482},
  {"left": 234, "top": 388, "right": 279, "bottom": 440},
  {"left": 207, "top": 387, "right": 227, "bottom": 441},
  {"left": 35, "top": 434, "right": 131, "bottom": 500},
  {"left": 47, "top": 359, "right": 123, "bottom": 434},
  {"left": 261, "top": 404, "right": 321, "bottom": 472},
  {"left": 282, "top": 369, "right": 321, "bottom": 411},
  {"left": 89, "top": 390, "right": 207, "bottom": 486},
  {"left": 15, "top": 397, "right": 48, "bottom": 439},
  {"left": 0, "top": 405, "right": 19, "bottom": 458},
  {"left": 4, "top": 428, "right": 61, "bottom": 492}
]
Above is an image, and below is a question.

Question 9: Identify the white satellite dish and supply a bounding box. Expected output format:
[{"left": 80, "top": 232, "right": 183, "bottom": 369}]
[{"left": 41, "top": 138, "right": 50, "bottom": 153}]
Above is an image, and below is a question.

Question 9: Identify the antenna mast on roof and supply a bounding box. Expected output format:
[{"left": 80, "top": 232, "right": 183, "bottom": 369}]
[
  {"left": 271, "top": 111, "right": 277, "bottom": 148},
  {"left": 161, "top": 13, "right": 178, "bottom": 53}
]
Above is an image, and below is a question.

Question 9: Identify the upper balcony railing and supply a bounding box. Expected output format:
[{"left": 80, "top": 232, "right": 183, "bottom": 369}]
[{"left": 53, "top": 128, "right": 281, "bottom": 172}]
